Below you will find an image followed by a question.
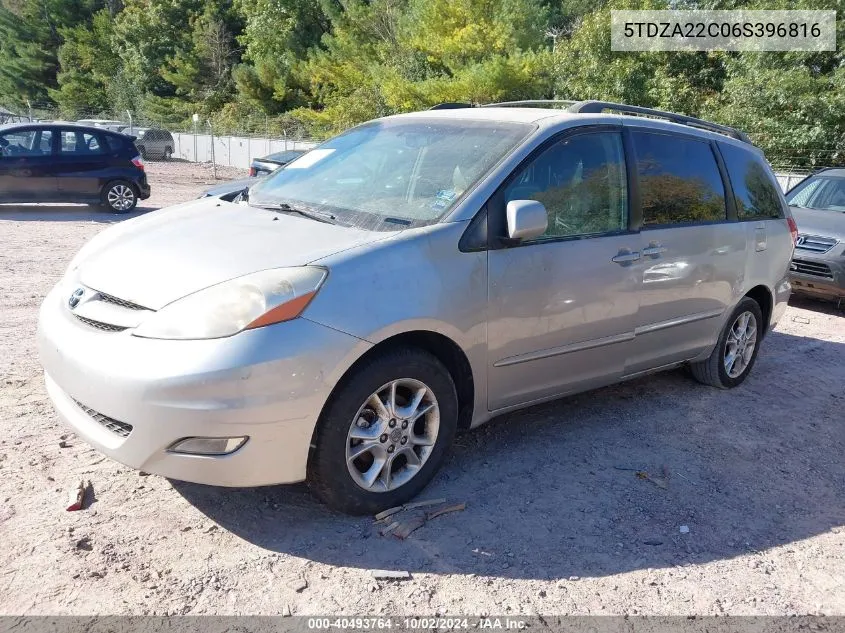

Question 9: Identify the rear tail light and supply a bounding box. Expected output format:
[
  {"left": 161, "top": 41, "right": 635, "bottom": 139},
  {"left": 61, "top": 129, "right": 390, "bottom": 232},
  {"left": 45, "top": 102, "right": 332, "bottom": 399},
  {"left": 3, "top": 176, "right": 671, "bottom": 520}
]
[
  {"left": 131, "top": 155, "right": 145, "bottom": 171},
  {"left": 248, "top": 167, "right": 256, "bottom": 177},
  {"left": 787, "top": 216, "right": 798, "bottom": 245}
]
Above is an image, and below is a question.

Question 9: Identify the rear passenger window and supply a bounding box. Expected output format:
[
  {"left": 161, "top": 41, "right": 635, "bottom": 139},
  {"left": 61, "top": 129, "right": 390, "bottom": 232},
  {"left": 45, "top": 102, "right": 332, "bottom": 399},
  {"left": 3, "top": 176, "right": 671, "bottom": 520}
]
[
  {"left": 719, "top": 142, "right": 784, "bottom": 219},
  {"left": 503, "top": 131, "right": 628, "bottom": 241},
  {"left": 60, "top": 130, "right": 105, "bottom": 155},
  {"left": 632, "top": 131, "right": 727, "bottom": 226}
]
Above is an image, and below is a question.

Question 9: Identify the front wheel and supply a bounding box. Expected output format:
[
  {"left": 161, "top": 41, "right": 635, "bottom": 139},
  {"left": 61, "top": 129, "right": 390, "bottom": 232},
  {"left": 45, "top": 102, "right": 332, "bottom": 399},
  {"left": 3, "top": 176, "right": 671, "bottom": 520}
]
[
  {"left": 102, "top": 180, "right": 138, "bottom": 213},
  {"left": 689, "top": 297, "right": 764, "bottom": 388},
  {"left": 308, "top": 348, "right": 458, "bottom": 515}
]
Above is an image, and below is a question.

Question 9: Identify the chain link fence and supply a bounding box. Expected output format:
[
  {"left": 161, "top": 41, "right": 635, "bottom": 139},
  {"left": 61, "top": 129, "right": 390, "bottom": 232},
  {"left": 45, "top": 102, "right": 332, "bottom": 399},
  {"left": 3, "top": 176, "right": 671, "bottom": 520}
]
[
  {"left": 2, "top": 103, "right": 838, "bottom": 185},
  {"left": 1, "top": 104, "right": 319, "bottom": 171}
]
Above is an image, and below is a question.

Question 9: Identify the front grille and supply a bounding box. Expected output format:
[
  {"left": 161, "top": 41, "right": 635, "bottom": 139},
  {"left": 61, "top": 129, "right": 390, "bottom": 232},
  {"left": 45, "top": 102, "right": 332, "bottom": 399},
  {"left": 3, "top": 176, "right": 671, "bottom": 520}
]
[
  {"left": 72, "top": 399, "right": 133, "bottom": 438},
  {"left": 796, "top": 234, "right": 838, "bottom": 254},
  {"left": 73, "top": 314, "right": 128, "bottom": 332},
  {"left": 97, "top": 292, "right": 148, "bottom": 311},
  {"left": 790, "top": 258, "right": 834, "bottom": 279}
]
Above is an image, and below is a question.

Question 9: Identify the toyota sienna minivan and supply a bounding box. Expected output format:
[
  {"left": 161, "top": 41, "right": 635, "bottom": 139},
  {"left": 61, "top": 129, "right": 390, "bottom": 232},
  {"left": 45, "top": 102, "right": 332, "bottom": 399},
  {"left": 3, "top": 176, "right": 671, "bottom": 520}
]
[{"left": 37, "top": 101, "right": 795, "bottom": 514}]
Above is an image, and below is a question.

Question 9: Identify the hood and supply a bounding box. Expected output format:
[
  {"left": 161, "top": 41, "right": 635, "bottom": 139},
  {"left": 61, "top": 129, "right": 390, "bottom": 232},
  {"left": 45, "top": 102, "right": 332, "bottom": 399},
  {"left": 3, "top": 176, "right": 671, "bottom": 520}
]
[
  {"left": 790, "top": 206, "right": 845, "bottom": 242},
  {"left": 75, "top": 199, "right": 393, "bottom": 310}
]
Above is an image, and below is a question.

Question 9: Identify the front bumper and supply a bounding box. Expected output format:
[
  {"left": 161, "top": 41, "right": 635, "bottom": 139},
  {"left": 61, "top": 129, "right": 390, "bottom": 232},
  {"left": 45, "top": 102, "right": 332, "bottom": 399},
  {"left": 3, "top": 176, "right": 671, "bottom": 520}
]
[
  {"left": 37, "top": 282, "right": 368, "bottom": 486},
  {"left": 789, "top": 253, "right": 845, "bottom": 299}
]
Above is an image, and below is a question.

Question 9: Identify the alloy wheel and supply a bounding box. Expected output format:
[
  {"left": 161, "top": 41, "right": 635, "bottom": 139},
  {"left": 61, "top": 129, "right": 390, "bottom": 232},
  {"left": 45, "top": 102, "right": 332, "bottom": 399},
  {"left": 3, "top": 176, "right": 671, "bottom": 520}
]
[
  {"left": 724, "top": 311, "right": 757, "bottom": 378},
  {"left": 345, "top": 378, "right": 440, "bottom": 492},
  {"left": 107, "top": 185, "right": 136, "bottom": 211}
]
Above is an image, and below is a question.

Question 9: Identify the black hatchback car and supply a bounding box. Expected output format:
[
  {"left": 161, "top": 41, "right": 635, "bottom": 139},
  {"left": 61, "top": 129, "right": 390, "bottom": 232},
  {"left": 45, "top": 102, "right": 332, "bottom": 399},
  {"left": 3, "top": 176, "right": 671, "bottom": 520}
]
[{"left": 0, "top": 123, "right": 150, "bottom": 212}]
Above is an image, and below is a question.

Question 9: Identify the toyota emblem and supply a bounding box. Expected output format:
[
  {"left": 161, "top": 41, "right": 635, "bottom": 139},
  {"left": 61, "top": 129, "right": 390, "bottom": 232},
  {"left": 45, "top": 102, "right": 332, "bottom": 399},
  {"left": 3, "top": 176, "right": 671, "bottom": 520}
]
[{"left": 68, "top": 287, "right": 85, "bottom": 309}]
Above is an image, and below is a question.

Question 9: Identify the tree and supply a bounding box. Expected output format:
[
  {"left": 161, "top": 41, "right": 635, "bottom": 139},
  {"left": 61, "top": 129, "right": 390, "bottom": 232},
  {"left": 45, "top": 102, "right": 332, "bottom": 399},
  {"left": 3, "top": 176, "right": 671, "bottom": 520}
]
[
  {"left": 232, "top": 0, "right": 328, "bottom": 113},
  {"left": 51, "top": 9, "right": 121, "bottom": 116}
]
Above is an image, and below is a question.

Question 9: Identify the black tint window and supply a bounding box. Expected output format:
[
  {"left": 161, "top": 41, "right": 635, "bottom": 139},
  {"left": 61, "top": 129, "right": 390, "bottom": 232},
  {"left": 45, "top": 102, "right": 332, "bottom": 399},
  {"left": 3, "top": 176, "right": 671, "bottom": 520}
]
[
  {"left": 719, "top": 143, "right": 784, "bottom": 219},
  {"left": 633, "top": 132, "right": 727, "bottom": 226},
  {"left": 106, "top": 135, "right": 125, "bottom": 151},
  {"left": 502, "top": 131, "right": 628, "bottom": 240}
]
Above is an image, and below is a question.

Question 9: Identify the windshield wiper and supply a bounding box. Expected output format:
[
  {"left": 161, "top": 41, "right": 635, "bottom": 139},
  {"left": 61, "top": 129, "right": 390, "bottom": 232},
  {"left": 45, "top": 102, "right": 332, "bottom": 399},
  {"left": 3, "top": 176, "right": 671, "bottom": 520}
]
[{"left": 251, "top": 201, "right": 338, "bottom": 225}]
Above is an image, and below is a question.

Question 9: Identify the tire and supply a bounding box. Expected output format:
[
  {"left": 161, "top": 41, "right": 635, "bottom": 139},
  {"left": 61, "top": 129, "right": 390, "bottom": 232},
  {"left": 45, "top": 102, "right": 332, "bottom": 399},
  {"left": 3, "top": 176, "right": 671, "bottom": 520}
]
[
  {"left": 101, "top": 180, "right": 138, "bottom": 213},
  {"left": 163, "top": 146, "right": 172, "bottom": 160},
  {"left": 689, "top": 297, "right": 764, "bottom": 389},
  {"left": 308, "top": 347, "right": 458, "bottom": 515}
]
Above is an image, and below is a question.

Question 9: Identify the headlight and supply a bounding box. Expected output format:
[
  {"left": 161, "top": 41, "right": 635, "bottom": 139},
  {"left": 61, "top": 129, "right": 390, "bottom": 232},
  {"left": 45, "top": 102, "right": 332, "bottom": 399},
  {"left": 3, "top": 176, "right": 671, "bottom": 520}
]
[{"left": 133, "top": 266, "right": 327, "bottom": 340}]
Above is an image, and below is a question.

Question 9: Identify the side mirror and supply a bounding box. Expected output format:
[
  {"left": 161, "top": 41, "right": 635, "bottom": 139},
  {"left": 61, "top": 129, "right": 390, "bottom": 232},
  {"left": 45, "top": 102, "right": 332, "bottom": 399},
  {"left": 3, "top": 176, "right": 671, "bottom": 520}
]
[{"left": 506, "top": 199, "right": 548, "bottom": 242}]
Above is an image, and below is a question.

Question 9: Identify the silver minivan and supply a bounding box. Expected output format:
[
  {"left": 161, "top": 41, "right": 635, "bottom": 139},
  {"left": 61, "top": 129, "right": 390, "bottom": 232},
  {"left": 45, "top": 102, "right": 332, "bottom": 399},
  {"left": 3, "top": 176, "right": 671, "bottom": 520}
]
[{"left": 38, "top": 101, "right": 795, "bottom": 514}]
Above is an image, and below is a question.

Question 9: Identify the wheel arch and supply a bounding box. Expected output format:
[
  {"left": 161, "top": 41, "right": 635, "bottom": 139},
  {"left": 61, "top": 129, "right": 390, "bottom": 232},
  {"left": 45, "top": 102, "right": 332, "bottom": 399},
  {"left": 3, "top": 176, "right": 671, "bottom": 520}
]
[
  {"left": 312, "top": 329, "right": 476, "bottom": 447},
  {"left": 744, "top": 284, "right": 773, "bottom": 337}
]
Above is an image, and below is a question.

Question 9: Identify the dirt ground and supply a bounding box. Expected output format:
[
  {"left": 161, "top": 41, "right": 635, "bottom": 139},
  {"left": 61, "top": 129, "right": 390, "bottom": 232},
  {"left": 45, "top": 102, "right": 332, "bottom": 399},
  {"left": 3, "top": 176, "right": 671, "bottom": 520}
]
[{"left": 1, "top": 160, "right": 844, "bottom": 616}]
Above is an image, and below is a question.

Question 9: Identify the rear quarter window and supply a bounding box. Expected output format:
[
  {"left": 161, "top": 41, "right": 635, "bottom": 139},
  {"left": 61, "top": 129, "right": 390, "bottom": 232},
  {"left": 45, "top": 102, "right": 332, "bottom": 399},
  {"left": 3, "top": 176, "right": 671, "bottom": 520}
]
[
  {"left": 719, "top": 142, "right": 784, "bottom": 220},
  {"left": 105, "top": 134, "right": 127, "bottom": 152}
]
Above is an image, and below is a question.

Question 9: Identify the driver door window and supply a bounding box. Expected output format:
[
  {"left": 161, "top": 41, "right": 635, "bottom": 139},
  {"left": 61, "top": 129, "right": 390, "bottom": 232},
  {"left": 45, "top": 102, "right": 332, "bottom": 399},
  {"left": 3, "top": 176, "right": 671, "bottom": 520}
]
[
  {"left": 0, "top": 129, "right": 53, "bottom": 157},
  {"left": 503, "top": 131, "right": 628, "bottom": 241}
]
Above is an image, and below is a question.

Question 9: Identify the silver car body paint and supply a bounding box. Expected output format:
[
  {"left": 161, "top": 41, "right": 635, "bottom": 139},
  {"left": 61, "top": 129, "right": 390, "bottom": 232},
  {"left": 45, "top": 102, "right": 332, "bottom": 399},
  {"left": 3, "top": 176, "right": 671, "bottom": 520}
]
[{"left": 38, "top": 107, "right": 793, "bottom": 487}]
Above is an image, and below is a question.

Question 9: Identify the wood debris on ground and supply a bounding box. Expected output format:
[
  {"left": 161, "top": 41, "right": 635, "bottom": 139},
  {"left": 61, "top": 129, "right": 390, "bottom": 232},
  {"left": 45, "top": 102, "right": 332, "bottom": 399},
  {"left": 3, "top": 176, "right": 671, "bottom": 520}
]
[{"left": 374, "top": 500, "right": 466, "bottom": 538}]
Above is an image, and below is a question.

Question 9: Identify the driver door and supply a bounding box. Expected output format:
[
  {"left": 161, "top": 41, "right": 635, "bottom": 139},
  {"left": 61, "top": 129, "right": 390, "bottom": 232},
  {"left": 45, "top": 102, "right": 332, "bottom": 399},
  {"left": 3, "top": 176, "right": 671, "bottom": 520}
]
[{"left": 0, "top": 127, "right": 57, "bottom": 201}]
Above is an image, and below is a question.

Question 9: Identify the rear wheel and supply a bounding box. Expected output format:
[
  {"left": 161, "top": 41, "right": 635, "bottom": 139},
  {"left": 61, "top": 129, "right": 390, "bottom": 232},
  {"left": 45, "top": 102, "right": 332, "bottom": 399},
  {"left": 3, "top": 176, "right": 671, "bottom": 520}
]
[
  {"left": 308, "top": 348, "right": 458, "bottom": 515},
  {"left": 163, "top": 146, "right": 173, "bottom": 160},
  {"left": 101, "top": 180, "right": 138, "bottom": 213},
  {"left": 689, "top": 297, "right": 763, "bottom": 389}
]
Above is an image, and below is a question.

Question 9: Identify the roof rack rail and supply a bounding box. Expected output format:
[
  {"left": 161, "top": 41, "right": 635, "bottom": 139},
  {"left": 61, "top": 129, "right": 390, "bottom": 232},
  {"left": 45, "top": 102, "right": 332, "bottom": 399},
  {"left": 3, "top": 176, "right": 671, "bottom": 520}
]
[
  {"left": 567, "top": 100, "right": 752, "bottom": 144},
  {"left": 479, "top": 100, "right": 577, "bottom": 108},
  {"left": 429, "top": 102, "right": 474, "bottom": 110}
]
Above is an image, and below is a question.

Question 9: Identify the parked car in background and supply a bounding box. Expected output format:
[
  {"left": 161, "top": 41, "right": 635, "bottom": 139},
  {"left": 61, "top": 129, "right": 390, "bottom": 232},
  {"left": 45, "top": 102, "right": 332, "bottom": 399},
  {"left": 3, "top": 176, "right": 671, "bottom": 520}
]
[
  {"left": 0, "top": 122, "right": 150, "bottom": 212},
  {"left": 202, "top": 152, "right": 309, "bottom": 198},
  {"left": 132, "top": 128, "right": 175, "bottom": 160},
  {"left": 76, "top": 119, "right": 127, "bottom": 133},
  {"left": 249, "top": 149, "right": 307, "bottom": 176},
  {"left": 199, "top": 176, "right": 260, "bottom": 199},
  {"left": 785, "top": 168, "right": 845, "bottom": 300},
  {"left": 37, "top": 101, "right": 793, "bottom": 514}
]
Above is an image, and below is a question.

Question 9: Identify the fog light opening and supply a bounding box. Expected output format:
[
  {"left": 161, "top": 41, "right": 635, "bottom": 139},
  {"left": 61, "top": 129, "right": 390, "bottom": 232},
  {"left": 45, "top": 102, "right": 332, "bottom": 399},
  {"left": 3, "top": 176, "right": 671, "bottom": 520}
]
[{"left": 168, "top": 436, "right": 249, "bottom": 456}]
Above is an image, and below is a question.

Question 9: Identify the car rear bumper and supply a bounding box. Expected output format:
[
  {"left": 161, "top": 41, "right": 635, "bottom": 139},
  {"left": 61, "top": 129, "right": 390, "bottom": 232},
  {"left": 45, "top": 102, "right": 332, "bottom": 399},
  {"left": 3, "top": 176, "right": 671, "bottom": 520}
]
[
  {"left": 136, "top": 174, "right": 151, "bottom": 200},
  {"left": 37, "top": 281, "right": 368, "bottom": 486}
]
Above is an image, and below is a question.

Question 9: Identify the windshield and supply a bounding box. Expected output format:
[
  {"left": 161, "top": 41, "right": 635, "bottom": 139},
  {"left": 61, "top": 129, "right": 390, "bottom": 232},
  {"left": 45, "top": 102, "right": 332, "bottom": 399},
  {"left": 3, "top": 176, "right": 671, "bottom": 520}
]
[
  {"left": 786, "top": 175, "right": 845, "bottom": 212},
  {"left": 249, "top": 118, "right": 534, "bottom": 230}
]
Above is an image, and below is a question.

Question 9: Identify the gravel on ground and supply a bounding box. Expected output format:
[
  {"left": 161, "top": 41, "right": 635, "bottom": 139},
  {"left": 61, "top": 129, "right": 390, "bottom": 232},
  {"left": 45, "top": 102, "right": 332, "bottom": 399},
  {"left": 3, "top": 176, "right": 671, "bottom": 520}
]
[{"left": 1, "top": 160, "right": 844, "bottom": 615}]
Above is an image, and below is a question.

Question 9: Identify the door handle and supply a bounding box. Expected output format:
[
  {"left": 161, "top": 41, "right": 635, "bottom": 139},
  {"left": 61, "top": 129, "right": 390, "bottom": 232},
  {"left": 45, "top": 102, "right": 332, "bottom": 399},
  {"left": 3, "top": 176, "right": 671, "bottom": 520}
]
[
  {"left": 642, "top": 244, "right": 667, "bottom": 258},
  {"left": 612, "top": 250, "right": 641, "bottom": 265}
]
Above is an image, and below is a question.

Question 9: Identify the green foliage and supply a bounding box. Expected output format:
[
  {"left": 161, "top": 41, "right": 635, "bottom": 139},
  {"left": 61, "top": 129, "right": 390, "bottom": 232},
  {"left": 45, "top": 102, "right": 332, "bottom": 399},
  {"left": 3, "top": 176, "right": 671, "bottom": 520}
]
[
  {"left": 51, "top": 10, "right": 120, "bottom": 116},
  {"left": 1, "top": 0, "right": 843, "bottom": 165}
]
